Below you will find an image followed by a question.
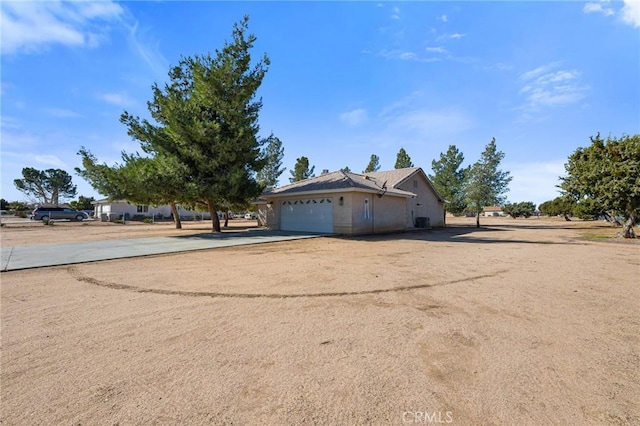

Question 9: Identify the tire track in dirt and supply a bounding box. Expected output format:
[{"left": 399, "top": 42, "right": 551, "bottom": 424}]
[{"left": 67, "top": 266, "right": 509, "bottom": 299}]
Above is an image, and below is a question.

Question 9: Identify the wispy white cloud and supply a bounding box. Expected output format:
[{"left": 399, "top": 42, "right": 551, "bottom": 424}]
[
  {"left": 425, "top": 46, "right": 448, "bottom": 54},
  {"left": 436, "top": 32, "right": 466, "bottom": 42},
  {"left": 583, "top": 1, "right": 615, "bottom": 16},
  {"left": 621, "top": 0, "right": 640, "bottom": 27},
  {"left": 382, "top": 108, "right": 473, "bottom": 139},
  {"left": 35, "top": 154, "right": 67, "bottom": 168},
  {"left": 97, "top": 92, "right": 134, "bottom": 107},
  {"left": 0, "top": 1, "right": 124, "bottom": 55},
  {"left": 127, "top": 22, "right": 169, "bottom": 80},
  {"left": 340, "top": 109, "right": 368, "bottom": 126},
  {"left": 520, "top": 66, "right": 588, "bottom": 109},
  {"left": 437, "top": 14, "right": 448, "bottom": 22},
  {"left": 517, "top": 63, "right": 589, "bottom": 121},
  {"left": 583, "top": 0, "right": 640, "bottom": 27},
  {"left": 42, "top": 108, "right": 82, "bottom": 118},
  {"left": 377, "top": 49, "right": 441, "bottom": 63},
  {"left": 391, "top": 6, "right": 400, "bottom": 20}
]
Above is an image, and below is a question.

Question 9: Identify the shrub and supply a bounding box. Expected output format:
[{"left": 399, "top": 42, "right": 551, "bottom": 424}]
[
  {"left": 143, "top": 218, "right": 153, "bottom": 224},
  {"left": 42, "top": 219, "right": 54, "bottom": 226},
  {"left": 113, "top": 219, "right": 124, "bottom": 224}
]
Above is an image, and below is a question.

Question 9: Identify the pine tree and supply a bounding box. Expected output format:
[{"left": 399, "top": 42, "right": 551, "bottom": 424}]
[
  {"left": 429, "top": 145, "right": 469, "bottom": 216},
  {"left": 363, "top": 154, "right": 381, "bottom": 173},
  {"left": 394, "top": 148, "right": 414, "bottom": 169},
  {"left": 466, "top": 138, "right": 512, "bottom": 227},
  {"left": 289, "top": 157, "right": 315, "bottom": 182}
]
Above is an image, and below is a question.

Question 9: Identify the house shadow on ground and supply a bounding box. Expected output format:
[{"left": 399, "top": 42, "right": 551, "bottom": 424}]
[{"left": 336, "top": 224, "right": 578, "bottom": 246}]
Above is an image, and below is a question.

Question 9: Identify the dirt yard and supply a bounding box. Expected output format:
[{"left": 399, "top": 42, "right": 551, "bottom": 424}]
[{"left": 1, "top": 217, "right": 638, "bottom": 425}]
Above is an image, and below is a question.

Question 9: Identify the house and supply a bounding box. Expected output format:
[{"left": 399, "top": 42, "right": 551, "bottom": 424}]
[
  {"left": 92, "top": 199, "right": 211, "bottom": 221},
  {"left": 482, "top": 206, "right": 505, "bottom": 217},
  {"left": 258, "top": 167, "right": 446, "bottom": 235}
]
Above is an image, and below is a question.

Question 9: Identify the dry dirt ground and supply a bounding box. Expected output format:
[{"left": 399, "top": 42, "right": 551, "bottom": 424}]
[{"left": 1, "top": 217, "right": 639, "bottom": 425}]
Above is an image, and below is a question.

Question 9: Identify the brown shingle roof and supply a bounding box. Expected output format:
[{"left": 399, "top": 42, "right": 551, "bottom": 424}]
[
  {"left": 366, "top": 167, "right": 446, "bottom": 203},
  {"left": 263, "top": 170, "right": 415, "bottom": 198}
]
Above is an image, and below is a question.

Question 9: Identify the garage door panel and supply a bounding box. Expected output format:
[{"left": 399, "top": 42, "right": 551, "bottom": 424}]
[{"left": 281, "top": 198, "right": 333, "bottom": 233}]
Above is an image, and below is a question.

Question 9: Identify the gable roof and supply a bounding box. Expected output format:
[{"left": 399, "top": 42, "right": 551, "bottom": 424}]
[
  {"left": 263, "top": 170, "right": 416, "bottom": 198},
  {"left": 365, "top": 167, "right": 446, "bottom": 203}
]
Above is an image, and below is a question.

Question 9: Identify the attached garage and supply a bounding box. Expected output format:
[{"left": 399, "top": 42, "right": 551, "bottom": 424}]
[{"left": 280, "top": 198, "right": 333, "bottom": 233}]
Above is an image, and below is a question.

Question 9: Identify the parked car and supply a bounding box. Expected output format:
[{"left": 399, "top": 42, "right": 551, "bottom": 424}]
[
  {"left": 244, "top": 212, "right": 257, "bottom": 220},
  {"left": 30, "top": 207, "right": 88, "bottom": 222}
]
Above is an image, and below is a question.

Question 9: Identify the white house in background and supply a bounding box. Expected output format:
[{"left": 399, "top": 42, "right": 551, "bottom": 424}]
[
  {"left": 257, "top": 167, "right": 446, "bottom": 235},
  {"left": 92, "top": 199, "right": 211, "bottom": 221},
  {"left": 482, "top": 206, "right": 505, "bottom": 217}
]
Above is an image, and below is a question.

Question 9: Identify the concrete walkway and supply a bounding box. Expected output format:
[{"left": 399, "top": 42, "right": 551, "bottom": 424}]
[{"left": 1, "top": 230, "right": 326, "bottom": 272}]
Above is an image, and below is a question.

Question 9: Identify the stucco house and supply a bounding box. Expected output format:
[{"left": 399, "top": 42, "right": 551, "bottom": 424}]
[
  {"left": 482, "top": 206, "right": 505, "bottom": 217},
  {"left": 92, "top": 199, "right": 210, "bottom": 221},
  {"left": 258, "top": 167, "right": 446, "bottom": 235}
]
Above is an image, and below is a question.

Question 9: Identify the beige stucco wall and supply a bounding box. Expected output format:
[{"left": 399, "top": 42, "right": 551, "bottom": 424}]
[
  {"left": 261, "top": 191, "right": 408, "bottom": 234},
  {"left": 259, "top": 202, "right": 279, "bottom": 229},
  {"left": 397, "top": 174, "right": 445, "bottom": 227},
  {"left": 372, "top": 195, "right": 407, "bottom": 233}
]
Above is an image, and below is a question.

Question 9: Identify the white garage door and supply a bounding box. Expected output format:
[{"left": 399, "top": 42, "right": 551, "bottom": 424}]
[{"left": 280, "top": 198, "right": 333, "bottom": 233}]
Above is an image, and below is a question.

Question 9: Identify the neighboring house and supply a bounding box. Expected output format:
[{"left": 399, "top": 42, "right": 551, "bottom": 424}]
[
  {"left": 483, "top": 206, "right": 505, "bottom": 217},
  {"left": 92, "top": 199, "right": 211, "bottom": 221},
  {"left": 258, "top": 167, "right": 446, "bottom": 235}
]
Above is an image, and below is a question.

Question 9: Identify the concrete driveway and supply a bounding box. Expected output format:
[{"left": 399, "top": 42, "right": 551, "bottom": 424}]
[{"left": 1, "top": 230, "right": 326, "bottom": 272}]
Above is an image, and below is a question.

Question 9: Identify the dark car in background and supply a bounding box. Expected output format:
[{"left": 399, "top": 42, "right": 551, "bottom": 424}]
[{"left": 30, "top": 207, "right": 88, "bottom": 222}]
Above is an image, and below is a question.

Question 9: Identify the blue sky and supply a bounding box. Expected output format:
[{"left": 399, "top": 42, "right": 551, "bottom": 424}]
[{"left": 1, "top": 1, "right": 639, "bottom": 207}]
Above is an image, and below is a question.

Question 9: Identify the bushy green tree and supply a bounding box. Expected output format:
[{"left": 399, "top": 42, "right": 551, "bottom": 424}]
[
  {"left": 466, "top": 138, "right": 512, "bottom": 227},
  {"left": 560, "top": 133, "right": 639, "bottom": 238},
  {"left": 14, "top": 167, "right": 77, "bottom": 206},
  {"left": 539, "top": 196, "right": 575, "bottom": 220},
  {"left": 363, "top": 154, "right": 381, "bottom": 173},
  {"left": 572, "top": 198, "right": 603, "bottom": 221},
  {"left": 69, "top": 195, "right": 95, "bottom": 211},
  {"left": 503, "top": 201, "right": 536, "bottom": 218},
  {"left": 120, "top": 16, "right": 269, "bottom": 232},
  {"left": 289, "top": 156, "right": 315, "bottom": 182},
  {"left": 341, "top": 166, "right": 351, "bottom": 173},
  {"left": 77, "top": 148, "right": 193, "bottom": 229},
  {"left": 7, "top": 201, "right": 29, "bottom": 212},
  {"left": 394, "top": 148, "right": 414, "bottom": 169},
  {"left": 429, "top": 145, "right": 469, "bottom": 215}
]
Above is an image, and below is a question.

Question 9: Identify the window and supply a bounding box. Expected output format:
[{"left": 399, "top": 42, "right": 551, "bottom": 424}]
[
  {"left": 137, "top": 205, "right": 149, "bottom": 213},
  {"left": 413, "top": 179, "right": 418, "bottom": 188}
]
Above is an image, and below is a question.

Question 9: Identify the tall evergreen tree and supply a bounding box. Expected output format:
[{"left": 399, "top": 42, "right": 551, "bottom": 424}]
[
  {"left": 257, "top": 133, "right": 285, "bottom": 188},
  {"left": 120, "top": 16, "right": 269, "bottom": 232},
  {"left": 394, "top": 148, "right": 414, "bottom": 169},
  {"left": 466, "top": 138, "right": 512, "bottom": 227},
  {"left": 289, "top": 156, "right": 315, "bottom": 182},
  {"left": 363, "top": 154, "right": 381, "bottom": 173},
  {"left": 429, "top": 145, "right": 469, "bottom": 215}
]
